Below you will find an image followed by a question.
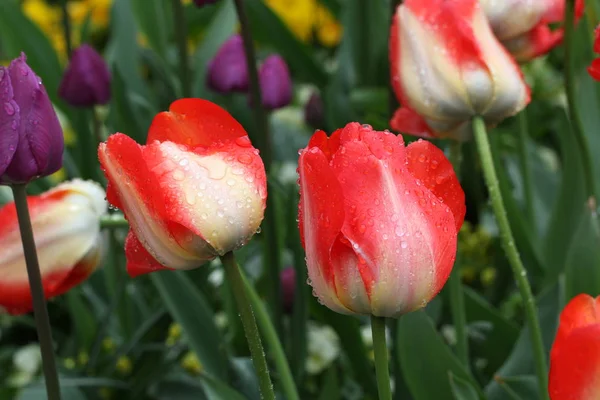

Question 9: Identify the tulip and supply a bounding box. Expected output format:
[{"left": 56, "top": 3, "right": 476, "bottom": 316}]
[
  {"left": 389, "top": 0, "right": 530, "bottom": 140},
  {"left": 480, "top": 0, "right": 585, "bottom": 62},
  {"left": 304, "top": 91, "right": 324, "bottom": 129},
  {"left": 193, "top": 0, "right": 220, "bottom": 6},
  {"left": 281, "top": 267, "right": 296, "bottom": 313},
  {"left": 258, "top": 55, "right": 293, "bottom": 110},
  {"left": 549, "top": 294, "right": 600, "bottom": 399},
  {"left": 0, "top": 53, "right": 64, "bottom": 184},
  {"left": 58, "top": 44, "right": 111, "bottom": 107},
  {"left": 0, "top": 179, "right": 106, "bottom": 315},
  {"left": 206, "top": 35, "right": 249, "bottom": 93},
  {"left": 588, "top": 26, "right": 600, "bottom": 81},
  {"left": 98, "top": 98, "right": 267, "bottom": 277},
  {"left": 298, "top": 123, "right": 465, "bottom": 317}
]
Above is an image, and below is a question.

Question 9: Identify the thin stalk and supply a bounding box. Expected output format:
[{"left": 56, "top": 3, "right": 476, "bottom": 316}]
[
  {"left": 100, "top": 214, "right": 129, "bottom": 229},
  {"left": 371, "top": 316, "right": 392, "bottom": 400},
  {"left": 59, "top": 0, "right": 72, "bottom": 58},
  {"left": 11, "top": 184, "right": 61, "bottom": 400},
  {"left": 472, "top": 117, "right": 549, "bottom": 400},
  {"left": 232, "top": 0, "right": 282, "bottom": 335},
  {"left": 517, "top": 111, "right": 535, "bottom": 226},
  {"left": 564, "top": 0, "right": 598, "bottom": 210},
  {"left": 447, "top": 142, "right": 468, "bottom": 367},
  {"left": 171, "top": 0, "right": 190, "bottom": 98},
  {"left": 240, "top": 270, "right": 300, "bottom": 400},
  {"left": 220, "top": 252, "right": 275, "bottom": 400},
  {"left": 92, "top": 107, "right": 103, "bottom": 145},
  {"left": 358, "top": 0, "right": 370, "bottom": 86},
  {"left": 388, "top": 0, "right": 400, "bottom": 118}
]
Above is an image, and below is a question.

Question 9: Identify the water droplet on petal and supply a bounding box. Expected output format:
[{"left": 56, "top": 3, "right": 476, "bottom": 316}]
[
  {"left": 4, "top": 102, "right": 15, "bottom": 116},
  {"left": 401, "top": 241, "right": 408, "bottom": 249}
]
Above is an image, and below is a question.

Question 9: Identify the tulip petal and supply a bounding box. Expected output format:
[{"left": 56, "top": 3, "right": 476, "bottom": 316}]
[
  {"left": 125, "top": 230, "right": 173, "bottom": 277},
  {"left": 147, "top": 98, "right": 247, "bottom": 147},
  {"left": 552, "top": 294, "right": 600, "bottom": 352},
  {"left": 330, "top": 125, "right": 457, "bottom": 316},
  {"left": 0, "top": 67, "right": 19, "bottom": 176},
  {"left": 549, "top": 324, "right": 600, "bottom": 400},
  {"left": 589, "top": 58, "right": 600, "bottom": 81},
  {"left": 99, "top": 133, "right": 209, "bottom": 271},
  {"left": 406, "top": 140, "right": 466, "bottom": 231},
  {"left": 390, "top": 107, "right": 436, "bottom": 138},
  {"left": 298, "top": 146, "right": 352, "bottom": 314}
]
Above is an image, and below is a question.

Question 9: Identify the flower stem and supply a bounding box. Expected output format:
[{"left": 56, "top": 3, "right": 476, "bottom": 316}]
[
  {"left": 517, "top": 111, "right": 535, "bottom": 227},
  {"left": 447, "top": 142, "right": 469, "bottom": 367},
  {"left": 11, "top": 184, "right": 61, "bottom": 400},
  {"left": 371, "top": 316, "right": 392, "bottom": 400},
  {"left": 220, "top": 252, "right": 275, "bottom": 400},
  {"left": 240, "top": 269, "right": 300, "bottom": 400},
  {"left": 99, "top": 214, "right": 129, "bottom": 229},
  {"left": 472, "top": 117, "right": 549, "bottom": 400},
  {"left": 59, "top": 0, "right": 72, "bottom": 58},
  {"left": 171, "top": 0, "right": 190, "bottom": 98},
  {"left": 564, "top": 0, "right": 598, "bottom": 210}
]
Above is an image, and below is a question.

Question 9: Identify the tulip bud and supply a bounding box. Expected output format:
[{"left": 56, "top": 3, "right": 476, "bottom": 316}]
[
  {"left": 193, "top": 0, "right": 220, "bottom": 6},
  {"left": 281, "top": 267, "right": 296, "bottom": 313},
  {"left": 58, "top": 44, "right": 111, "bottom": 107},
  {"left": 549, "top": 294, "right": 600, "bottom": 399},
  {"left": 304, "top": 91, "right": 324, "bottom": 129},
  {"left": 98, "top": 99, "right": 267, "bottom": 277},
  {"left": 589, "top": 26, "right": 600, "bottom": 81},
  {"left": 0, "top": 179, "right": 106, "bottom": 315},
  {"left": 0, "top": 53, "right": 64, "bottom": 184},
  {"left": 258, "top": 55, "right": 292, "bottom": 110},
  {"left": 480, "top": 0, "right": 584, "bottom": 62},
  {"left": 389, "top": 0, "right": 530, "bottom": 140},
  {"left": 206, "top": 35, "right": 249, "bottom": 93},
  {"left": 298, "top": 123, "right": 465, "bottom": 317}
]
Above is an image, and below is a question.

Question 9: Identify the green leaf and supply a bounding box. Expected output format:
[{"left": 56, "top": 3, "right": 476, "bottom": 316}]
[
  {"left": 200, "top": 374, "right": 247, "bottom": 400},
  {"left": 565, "top": 210, "right": 600, "bottom": 298},
  {"left": 398, "top": 311, "right": 483, "bottom": 400},
  {"left": 191, "top": 0, "right": 237, "bottom": 98},
  {"left": 151, "top": 271, "right": 228, "bottom": 380},
  {"left": 0, "top": 0, "right": 65, "bottom": 110},
  {"left": 449, "top": 372, "right": 480, "bottom": 400},
  {"left": 110, "top": 67, "right": 146, "bottom": 142},
  {"left": 496, "top": 375, "right": 538, "bottom": 400},
  {"left": 244, "top": 1, "right": 328, "bottom": 87},
  {"left": 131, "top": 0, "right": 171, "bottom": 61},
  {"left": 318, "top": 368, "right": 341, "bottom": 400},
  {"left": 66, "top": 289, "right": 98, "bottom": 350},
  {"left": 17, "top": 386, "right": 86, "bottom": 400}
]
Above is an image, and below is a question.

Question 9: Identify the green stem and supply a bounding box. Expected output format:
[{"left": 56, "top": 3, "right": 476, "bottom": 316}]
[
  {"left": 59, "top": 0, "right": 72, "bottom": 58},
  {"left": 447, "top": 139, "right": 468, "bottom": 368},
  {"left": 100, "top": 214, "right": 129, "bottom": 229},
  {"left": 232, "top": 0, "right": 272, "bottom": 169},
  {"left": 220, "top": 252, "right": 275, "bottom": 400},
  {"left": 564, "top": 0, "right": 598, "bottom": 209},
  {"left": 240, "top": 270, "right": 300, "bottom": 400},
  {"left": 517, "top": 111, "right": 535, "bottom": 226},
  {"left": 358, "top": 0, "right": 370, "bottom": 86},
  {"left": 371, "top": 316, "right": 392, "bottom": 400},
  {"left": 11, "top": 184, "right": 61, "bottom": 400},
  {"left": 171, "top": 0, "right": 190, "bottom": 98},
  {"left": 92, "top": 107, "right": 103, "bottom": 145},
  {"left": 472, "top": 117, "right": 549, "bottom": 400}
]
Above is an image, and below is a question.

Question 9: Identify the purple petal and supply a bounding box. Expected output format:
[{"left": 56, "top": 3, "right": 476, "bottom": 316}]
[
  {"left": 258, "top": 55, "right": 292, "bottom": 110},
  {"left": 0, "top": 66, "right": 20, "bottom": 177},
  {"left": 206, "top": 35, "right": 249, "bottom": 93},
  {"left": 59, "top": 44, "right": 111, "bottom": 107}
]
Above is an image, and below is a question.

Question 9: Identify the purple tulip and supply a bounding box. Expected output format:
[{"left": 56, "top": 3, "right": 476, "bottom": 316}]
[
  {"left": 258, "top": 55, "right": 292, "bottom": 110},
  {"left": 59, "top": 44, "right": 111, "bottom": 108},
  {"left": 304, "top": 91, "right": 324, "bottom": 129},
  {"left": 281, "top": 267, "right": 296, "bottom": 313},
  {"left": 206, "top": 35, "right": 249, "bottom": 93},
  {"left": 0, "top": 53, "right": 63, "bottom": 185},
  {"left": 193, "top": 0, "right": 220, "bottom": 6}
]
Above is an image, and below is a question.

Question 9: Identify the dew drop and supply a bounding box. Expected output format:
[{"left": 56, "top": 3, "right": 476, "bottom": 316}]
[
  {"left": 3, "top": 102, "right": 15, "bottom": 116},
  {"left": 235, "top": 136, "right": 252, "bottom": 147},
  {"left": 401, "top": 241, "right": 408, "bottom": 249},
  {"left": 227, "top": 179, "right": 236, "bottom": 186},
  {"left": 238, "top": 154, "right": 253, "bottom": 164}
]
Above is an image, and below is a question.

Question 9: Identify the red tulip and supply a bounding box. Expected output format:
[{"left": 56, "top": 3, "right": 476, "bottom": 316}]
[
  {"left": 98, "top": 99, "right": 267, "bottom": 277},
  {"left": 481, "top": 0, "right": 585, "bottom": 62},
  {"left": 0, "top": 180, "right": 106, "bottom": 315},
  {"left": 389, "top": 0, "right": 530, "bottom": 140},
  {"left": 589, "top": 26, "right": 600, "bottom": 81},
  {"left": 298, "top": 123, "right": 465, "bottom": 317},
  {"left": 549, "top": 294, "right": 600, "bottom": 400}
]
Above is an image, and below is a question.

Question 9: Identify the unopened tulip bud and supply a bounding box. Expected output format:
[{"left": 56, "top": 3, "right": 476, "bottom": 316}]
[
  {"left": 206, "top": 35, "right": 249, "bottom": 93},
  {"left": 193, "top": 0, "right": 220, "bottom": 6},
  {"left": 280, "top": 267, "right": 296, "bottom": 313},
  {"left": 258, "top": 55, "right": 292, "bottom": 110},
  {"left": 0, "top": 53, "right": 64, "bottom": 184},
  {"left": 389, "top": 0, "right": 530, "bottom": 140},
  {"left": 59, "top": 44, "right": 111, "bottom": 107},
  {"left": 304, "top": 91, "right": 324, "bottom": 129},
  {"left": 0, "top": 179, "right": 106, "bottom": 315}
]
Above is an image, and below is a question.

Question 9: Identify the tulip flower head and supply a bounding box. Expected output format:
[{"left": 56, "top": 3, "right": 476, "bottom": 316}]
[
  {"left": 98, "top": 99, "right": 267, "bottom": 277},
  {"left": 305, "top": 91, "right": 325, "bottom": 129},
  {"left": 298, "top": 123, "right": 465, "bottom": 317},
  {"left": 0, "top": 179, "right": 106, "bottom": 315},
  {"left": 206, "top": 35, "right": 249, "bottom": 94},
  {"left": 480, "top": 0, "right": 585, "bottom": 62},
  {"left": 193, "top": 0, "right": 220, "bottom": 6},
  {"left": 59, "top": 44, "right": 111, "bottom": 107},
  {"left": 258, "top": 55, "right": 293, "bottom": 110},
  {"left": 549, "top": 294, "right": 600, "bottom": 399},
  {"left": 389, "top": 0, "right": 530, "bottom": 140},
  {"left": 0, "top": 53, "right": 64, "bottom": 184},
  {"left": 281, "top": 267, "right": 296, "bottom": 313},
  {"left": 589, "top": 26, "right": 600, "bottom": 81}
]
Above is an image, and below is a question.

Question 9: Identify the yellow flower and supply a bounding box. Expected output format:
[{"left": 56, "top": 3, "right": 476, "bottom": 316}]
[
  {"left": 69, "top": 0, "right": 112, "bottom": 28},
  {"left": 181, "top": 352, "right": 203, "bottom": 375},
  {"left": 315, "top": 6, "right": 342, "bottom": 47},
  {"left": 116, "top": 356, "right": 133, "bottom": 375}
]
